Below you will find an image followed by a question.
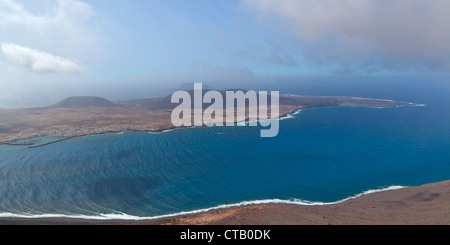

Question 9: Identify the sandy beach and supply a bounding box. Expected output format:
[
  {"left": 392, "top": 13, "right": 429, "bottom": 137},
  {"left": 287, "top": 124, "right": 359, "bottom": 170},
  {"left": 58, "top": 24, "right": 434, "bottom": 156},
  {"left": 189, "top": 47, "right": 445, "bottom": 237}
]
[{"left": 1, "top": 180, "right": 449, "bottom": 225}]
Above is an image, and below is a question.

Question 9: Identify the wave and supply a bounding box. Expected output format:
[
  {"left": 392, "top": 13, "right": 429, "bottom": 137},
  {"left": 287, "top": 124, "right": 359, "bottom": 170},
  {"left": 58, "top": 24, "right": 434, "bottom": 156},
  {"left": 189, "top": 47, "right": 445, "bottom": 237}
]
[
  {"left": 373, "top": 104, "right": 427, "bottom": 109},
  {"left": 237, "top": 109, "right": 303, "bottom": 126},
  {"left": 280, "top": 109, "right": 303, "bottom": 120},
  {"left": 148, "top": 126, "right": 203, "bottom": 135},
  {"left": 148, "top": 129, "right": 177, "bottom": 134},
  {"left": 0, "top": 185, "right": 406, "bottom": 221},
  {"left": 368, "top": 100, "right": 427, "bottom": 109},
  {"left": 371, "top": 99, "right": 427, "bottom": 108}
]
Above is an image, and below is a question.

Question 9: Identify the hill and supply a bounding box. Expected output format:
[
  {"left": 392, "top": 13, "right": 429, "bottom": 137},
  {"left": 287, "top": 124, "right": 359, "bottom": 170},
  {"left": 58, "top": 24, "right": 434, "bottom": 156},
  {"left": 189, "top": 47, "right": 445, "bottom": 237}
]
[{"left": 50, "top": 96, "right": 117, "bottom": 108}]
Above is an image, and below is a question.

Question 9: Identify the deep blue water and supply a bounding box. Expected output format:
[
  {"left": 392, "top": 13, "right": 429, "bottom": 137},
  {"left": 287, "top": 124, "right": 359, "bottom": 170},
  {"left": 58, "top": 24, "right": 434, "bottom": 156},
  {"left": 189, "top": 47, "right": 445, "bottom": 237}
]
[{"left": 0, "top": 78, "right": 449, "bottom": 218}]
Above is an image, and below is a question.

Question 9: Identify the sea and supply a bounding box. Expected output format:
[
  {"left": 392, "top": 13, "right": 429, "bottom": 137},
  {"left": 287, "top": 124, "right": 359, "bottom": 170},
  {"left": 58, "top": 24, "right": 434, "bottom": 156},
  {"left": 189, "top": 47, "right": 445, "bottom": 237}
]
[{"left": 0, "top": 76, "right": 449, "bottom": 220}]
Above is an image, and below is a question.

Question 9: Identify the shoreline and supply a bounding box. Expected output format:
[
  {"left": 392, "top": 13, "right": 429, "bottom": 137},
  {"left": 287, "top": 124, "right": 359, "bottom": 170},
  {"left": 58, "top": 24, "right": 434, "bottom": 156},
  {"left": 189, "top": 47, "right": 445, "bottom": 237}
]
[
  {"left": 0, "top": 184, "right": 405, "bottom": 221},
  {"left": 1, "top": 180, "right": 450, "bottom": 225},
  {"left": 0, "top": 94, "right": 420, "bottom": 145},
  {"left": 0, "top": 107, "right": 303, "bottom": 146},
  {"left": 0, "top": 98, "right": 421, "bottom": 146},
  {"left": 0, "top": 96, "right": 434, "bottom": 225}
]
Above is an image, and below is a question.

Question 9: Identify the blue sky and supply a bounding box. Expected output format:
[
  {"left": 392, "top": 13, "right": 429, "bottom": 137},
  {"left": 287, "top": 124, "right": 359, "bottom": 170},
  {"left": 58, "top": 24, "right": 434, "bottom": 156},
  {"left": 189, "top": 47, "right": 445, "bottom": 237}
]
[
  {"left": 1, "top": 0, "right": 450, "bottom": 107},
  {"left": 91, "top": 0, "right": 306, "bottom": 79}
]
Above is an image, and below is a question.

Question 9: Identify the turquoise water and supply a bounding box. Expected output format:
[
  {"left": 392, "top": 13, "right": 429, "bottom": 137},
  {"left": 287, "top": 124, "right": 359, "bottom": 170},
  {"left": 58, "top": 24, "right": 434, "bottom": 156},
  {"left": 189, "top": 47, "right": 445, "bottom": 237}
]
[{"left": 0, "top": 79, "right": 449, "bottom": 218}]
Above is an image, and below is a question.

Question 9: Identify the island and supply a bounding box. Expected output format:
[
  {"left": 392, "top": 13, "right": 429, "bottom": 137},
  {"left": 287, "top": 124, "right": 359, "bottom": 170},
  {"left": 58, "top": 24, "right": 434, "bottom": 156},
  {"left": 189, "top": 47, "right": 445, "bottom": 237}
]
[
  {"left": 1, "top": 91, "right": 445, "bottom": 226},
  {"left": 0, "top": 91, "right": 416, "bottom": 145}
]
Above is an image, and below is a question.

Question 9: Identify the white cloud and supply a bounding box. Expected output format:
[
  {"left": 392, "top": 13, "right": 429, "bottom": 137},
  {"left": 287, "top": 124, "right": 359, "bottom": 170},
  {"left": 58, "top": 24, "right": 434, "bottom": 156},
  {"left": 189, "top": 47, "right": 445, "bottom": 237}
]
[
  {"left": 1, "top": 43, "right": 84, "bottom": 73},
  {"left": 0, "top": 0, "right": 99, "bottom": 57},
  {"left": 0, "top": 0, "right": 94, "bottom": 28},
  {"left": 244, "top": 0, "right": 450, "bottom": 72}
]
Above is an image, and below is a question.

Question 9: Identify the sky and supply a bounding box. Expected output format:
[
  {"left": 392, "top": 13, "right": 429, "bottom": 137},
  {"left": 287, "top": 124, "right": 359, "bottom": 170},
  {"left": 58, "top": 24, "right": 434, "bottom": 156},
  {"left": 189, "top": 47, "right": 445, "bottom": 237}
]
[{"left": 1, "top": 0, "right": 450, "bottom": 107}]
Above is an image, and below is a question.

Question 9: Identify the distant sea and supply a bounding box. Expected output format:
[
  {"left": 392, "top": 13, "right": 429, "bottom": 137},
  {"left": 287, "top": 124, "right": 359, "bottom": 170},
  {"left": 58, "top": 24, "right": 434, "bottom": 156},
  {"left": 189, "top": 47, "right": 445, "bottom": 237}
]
[{"left": 1, "top": 77, "right": 449, "bottom": 220}]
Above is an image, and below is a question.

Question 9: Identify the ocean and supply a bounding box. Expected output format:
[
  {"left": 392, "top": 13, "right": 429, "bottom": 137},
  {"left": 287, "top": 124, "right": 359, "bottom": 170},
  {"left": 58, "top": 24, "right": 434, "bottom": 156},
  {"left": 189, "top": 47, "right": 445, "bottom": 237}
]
[{"left": 0, "top": 77, "right": 449, "bottom": 220}]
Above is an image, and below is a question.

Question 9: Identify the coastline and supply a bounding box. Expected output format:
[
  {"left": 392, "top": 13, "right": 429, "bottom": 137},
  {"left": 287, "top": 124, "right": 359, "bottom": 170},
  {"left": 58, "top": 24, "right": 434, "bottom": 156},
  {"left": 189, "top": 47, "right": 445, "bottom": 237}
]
[
  {"left": 0, "top": 107, "right": 303, "bottom": 146},
  {"left": 0, "top": 94, "right": 418, "bottom": 145},
  {"left": 0, "top": 99, "right": 419, "bottom": 146},
  {"left": 165, "top": 180, "right": 450, "bottom": 225},
  {"left": 1, "top": 180, "right": 449, "bottom": 225},
  {"left": 0, "top": 95, "right": 434, "bottom": 225}
]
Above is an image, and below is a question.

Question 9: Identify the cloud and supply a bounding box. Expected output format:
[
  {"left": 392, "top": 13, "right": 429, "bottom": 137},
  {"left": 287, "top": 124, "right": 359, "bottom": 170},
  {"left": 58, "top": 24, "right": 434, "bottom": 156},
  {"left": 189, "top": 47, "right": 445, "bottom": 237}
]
[
  {"left": 232, "top": 40, "right": 297, "bottom": 67},
  {"left": 263, "top": 39, "right": 297, "bottom": 66},
  {"left": 0, "top": 0, "right": 94, "bottom": 28},
  {"left": 243, "top": 0, "right": 450, "bottom": 72},
  {"left": 1, "top": 43, "right": 84, "bottom": 73},
  {"left": 0, "top": 0, "right": 99, "bottom": 56}
]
